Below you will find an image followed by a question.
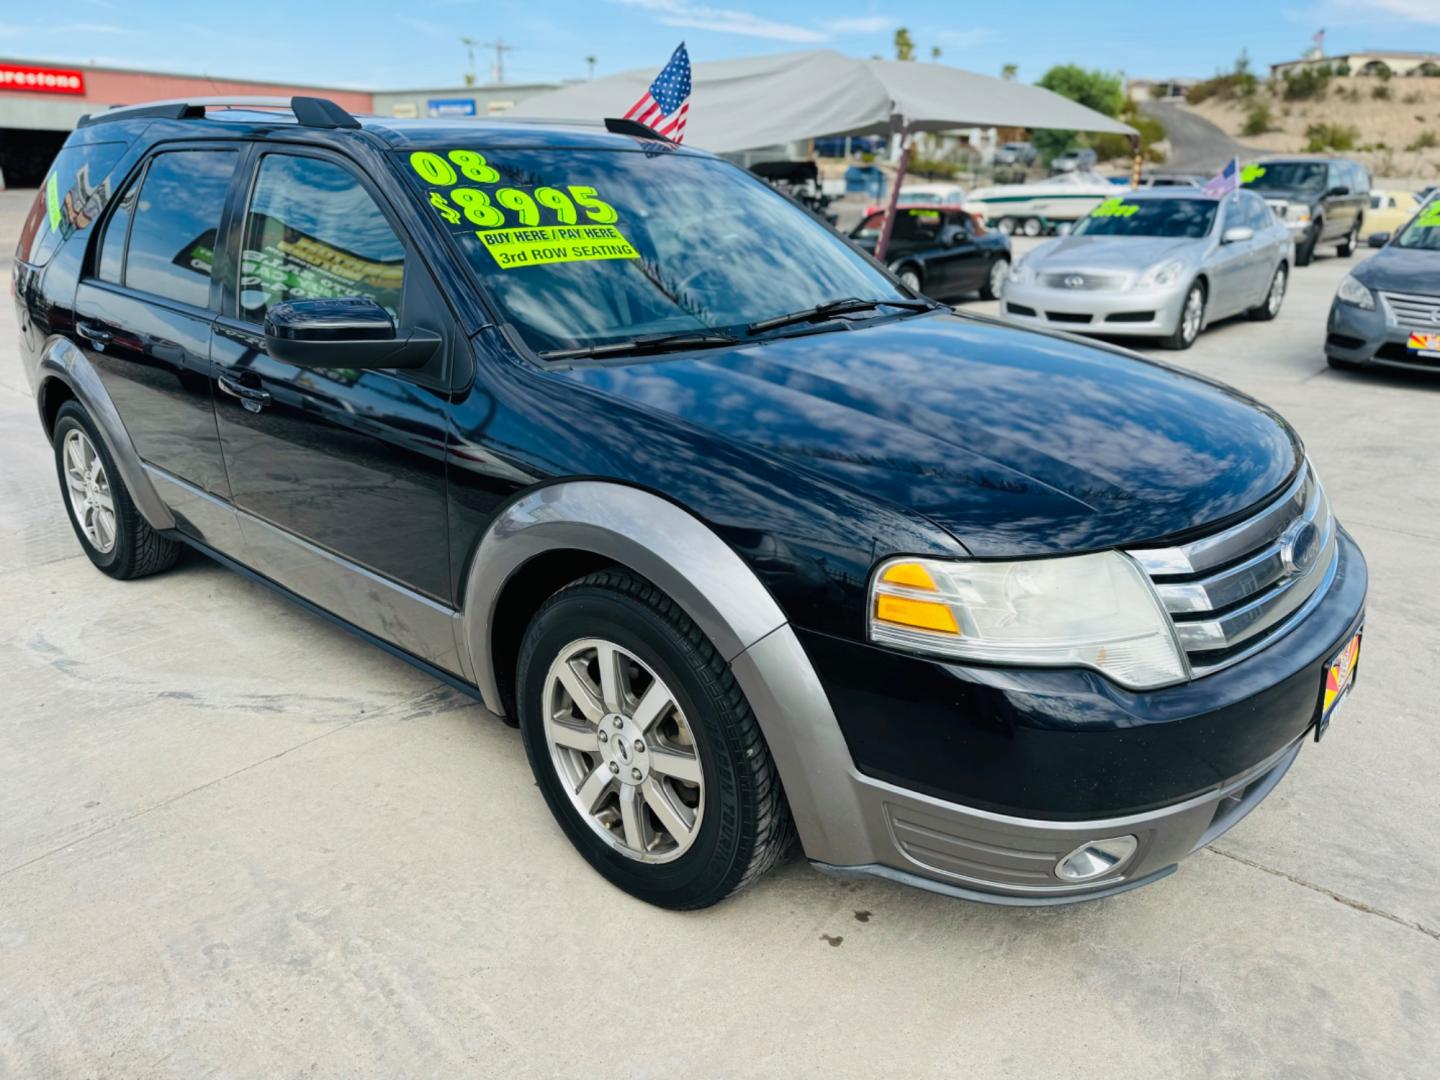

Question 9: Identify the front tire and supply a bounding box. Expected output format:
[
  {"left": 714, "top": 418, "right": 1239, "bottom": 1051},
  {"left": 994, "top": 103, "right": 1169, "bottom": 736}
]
[
  {"left": 52, "top": 402, "right": 180, "bottom": 580},
  {"left": 1021, "top": 217, "right": 1044, "bottom": 237},
  {"left": 1161, "top": 281, "right": 1206, "bottom": 350},
  {"left": 516, "top": 569, "right": 791, "bottom": 909},
  {"left": 893, "top": 264, "right": 923, "bottom": 293},
  {"left": 1296, "top": 221, "right": 1320, "bottom": 266}
]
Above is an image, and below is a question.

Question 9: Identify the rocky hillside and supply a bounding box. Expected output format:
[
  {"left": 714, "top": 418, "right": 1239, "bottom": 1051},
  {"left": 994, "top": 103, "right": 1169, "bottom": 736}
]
[{"left": 1187, "top": 74, "right": 1440, "bottom": 178}]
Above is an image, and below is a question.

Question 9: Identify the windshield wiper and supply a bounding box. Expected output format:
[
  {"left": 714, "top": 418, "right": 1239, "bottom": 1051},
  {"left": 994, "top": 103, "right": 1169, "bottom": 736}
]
[
  {"left": 746, "top": 297, "right": 937, "bottom": 334},
  {"left": 539, "top": 332, "right": 738, "bottom": 361}
]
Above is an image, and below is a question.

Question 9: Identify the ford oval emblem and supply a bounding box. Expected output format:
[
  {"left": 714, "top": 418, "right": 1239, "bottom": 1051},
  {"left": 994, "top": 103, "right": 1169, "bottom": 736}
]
[
  {"left": 1279, "top": 520, "right": 1322, "bottom": 576},
  {"left": 1064, "top": 275, "right": 1085, "bottom": 288}
]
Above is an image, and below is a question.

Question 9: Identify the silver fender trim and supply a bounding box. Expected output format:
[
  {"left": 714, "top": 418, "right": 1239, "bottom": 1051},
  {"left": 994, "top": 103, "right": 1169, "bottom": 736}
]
[
  {"left": 460, "top": 480, "right": 859, "bottom": 862},
  {"left": 37, "top": 336, "right": 175, "bottom": 532},
  {"left": 461, "top": 481, "right": 789, "bottom": 707}
]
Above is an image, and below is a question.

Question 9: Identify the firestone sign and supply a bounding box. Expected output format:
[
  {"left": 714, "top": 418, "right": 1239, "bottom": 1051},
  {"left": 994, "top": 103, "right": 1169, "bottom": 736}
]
[{"left": 0, "top": 63, "right": 86, "bottom": 95}]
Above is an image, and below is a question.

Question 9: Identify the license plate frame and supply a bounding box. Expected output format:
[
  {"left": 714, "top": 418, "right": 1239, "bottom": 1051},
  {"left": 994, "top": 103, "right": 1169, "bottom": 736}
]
[
  {"left": 1407, "top": 332, "right": 1440, "bottom": 359},
  {"left": 1316, "top": 629, "right": 1362, "bottom": 742}
]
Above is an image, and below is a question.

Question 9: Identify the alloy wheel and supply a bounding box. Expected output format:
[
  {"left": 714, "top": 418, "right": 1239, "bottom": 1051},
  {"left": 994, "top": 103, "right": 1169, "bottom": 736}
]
[
  {"left": 542, "top": 638, "right": 704, "bottom": 863},
  {"left": 62, "top": 430, "right": 116, "bottom": 554},
  {"left": 1181, "top": 286, "right": 1204, "bottom": 345},
  {"left": 898, "top": 268, "right": 922, "bottom": 292},
  {"left": 989, "top": 259, "right": 1009, "bottom": 299},
  {"left": 1267, "top": 266, "right": 1287, "bottom": 315}
]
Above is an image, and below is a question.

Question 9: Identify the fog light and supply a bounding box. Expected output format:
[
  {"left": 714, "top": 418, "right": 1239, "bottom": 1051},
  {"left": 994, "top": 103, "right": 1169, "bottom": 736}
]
[{"left": 1056, "top": 836, "right": 1138, "bottom": 882}]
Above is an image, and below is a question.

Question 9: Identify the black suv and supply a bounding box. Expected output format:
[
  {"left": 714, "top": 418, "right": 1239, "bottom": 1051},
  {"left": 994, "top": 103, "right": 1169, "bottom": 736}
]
[
  {"left": 1242, "top": 157, "right": 1370, "bottom": 266},
  {"left": 14, "top": 98, "right": 1367, "bottom": 909}
]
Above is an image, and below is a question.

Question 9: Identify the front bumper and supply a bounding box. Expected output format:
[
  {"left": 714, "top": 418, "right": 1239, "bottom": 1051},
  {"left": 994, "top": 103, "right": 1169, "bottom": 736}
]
[
  {"left": 1326, "top": 296, "right": 1440, "bottom": 373},
  {"left": 778, "top": 529, "right": 1366, "bottom": 904},
  {"left": 1001, "top": 280, "right": 1188, "bottom": 338}
]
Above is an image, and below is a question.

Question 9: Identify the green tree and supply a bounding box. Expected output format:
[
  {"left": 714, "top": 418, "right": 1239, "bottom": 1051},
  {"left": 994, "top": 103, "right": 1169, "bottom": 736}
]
[
  {"left": 1032, "top": 64, "right": 1126, "bottom": 161},
  {"left": 1001, "top": 63, "right": 1018, "bottom": 80},
  {"left": 930, "top": 45, "right": 942, "bottom": 61},
  {"left": 894, "top": 27, "right": 915, "bottom": 61}
]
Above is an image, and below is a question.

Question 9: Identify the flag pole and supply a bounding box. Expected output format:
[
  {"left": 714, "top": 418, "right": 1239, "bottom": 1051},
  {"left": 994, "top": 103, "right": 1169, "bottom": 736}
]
[{"left": 874, "top": 119, "right": 911, "bottom": 264}]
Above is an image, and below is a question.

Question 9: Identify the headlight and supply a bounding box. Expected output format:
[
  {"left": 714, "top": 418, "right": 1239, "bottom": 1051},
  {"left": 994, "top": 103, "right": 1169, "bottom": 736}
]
[
  {"left": 1007, "top": 259, "right": 1034, "bottom": 285},
  {"left": 869, "top": 553, "right": 1187, "bottom": 689},
  {"left": 1336, "top": 273, "right": 1375, "bottom": 310},
  {"left": 1285, "top": 203, "right": 1312, "bottom": 224},
  {"left": 1137, "top": 258, "right": 1185, "bottom": 288}
]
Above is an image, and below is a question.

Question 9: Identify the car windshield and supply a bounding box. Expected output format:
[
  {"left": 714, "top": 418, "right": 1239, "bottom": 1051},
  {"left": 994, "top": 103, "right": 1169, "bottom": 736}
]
[
  {"left": 1244, "top": 163, "right": 1326, "bottom": 193},
  {"left": 1394, "top": 202, "right": 1440, "bottom": 250},
  {"left": 1072, "top": 197, "right": 1217, "bottom": 238},
  {"left": 394, "top": 146, "right": 905, "bottom": 353}
]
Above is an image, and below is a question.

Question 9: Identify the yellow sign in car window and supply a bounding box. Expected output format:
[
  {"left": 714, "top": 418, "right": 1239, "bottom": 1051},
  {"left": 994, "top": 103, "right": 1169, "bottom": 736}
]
[
  {"left": 408, "top": 149, "right": 636, "bottom": 269},
  {"left": 1091, "top": 197, "right": 1139, "bottom": 218},
  {"left": 1414, "top": 202, "right": 1440, "bottom": 229}
]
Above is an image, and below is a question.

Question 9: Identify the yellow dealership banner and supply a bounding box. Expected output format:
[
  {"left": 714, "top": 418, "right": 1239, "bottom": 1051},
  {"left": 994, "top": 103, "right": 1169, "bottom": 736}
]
[{"left": 476, "top": 224, "right": 639, "bottom": 270}]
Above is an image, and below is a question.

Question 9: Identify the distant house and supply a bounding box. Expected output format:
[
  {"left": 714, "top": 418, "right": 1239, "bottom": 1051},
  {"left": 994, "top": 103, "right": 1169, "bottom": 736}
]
[{"left": 1270, "top": 51, "right": 1440, "bottom": 78}]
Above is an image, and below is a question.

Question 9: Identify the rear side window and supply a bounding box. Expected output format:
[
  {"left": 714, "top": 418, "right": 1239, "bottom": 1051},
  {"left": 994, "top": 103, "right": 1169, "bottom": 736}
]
[
  {"left": 122, "top": 150, "right": 237, "bottom": 308},
  {"left": 239, "top": 154, "right": 406, "bottom": 323},
  {"left": 96, "top": 179, "right": 137, "bottom": 284},
  {"left": 15, "top": 141, "right": 126, "bottom": 268}
]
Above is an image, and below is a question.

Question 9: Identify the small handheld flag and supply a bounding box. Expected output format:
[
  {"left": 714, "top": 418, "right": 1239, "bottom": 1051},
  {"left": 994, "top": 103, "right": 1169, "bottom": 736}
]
[
  {"left": 1202, "top": 157, "right": 1239, "bottom": 198},
  {"left": 623, "top": 42, "right": 692, "bottom": 143}
]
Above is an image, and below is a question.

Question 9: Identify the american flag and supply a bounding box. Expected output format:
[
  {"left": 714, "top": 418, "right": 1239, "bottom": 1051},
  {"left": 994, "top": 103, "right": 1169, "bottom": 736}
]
[
  {"left": 623, "top": 43, "right": 692, "bottom": 142},
  {"left": 1202, "top": 157, "right": 1238, "bottom": 198}
]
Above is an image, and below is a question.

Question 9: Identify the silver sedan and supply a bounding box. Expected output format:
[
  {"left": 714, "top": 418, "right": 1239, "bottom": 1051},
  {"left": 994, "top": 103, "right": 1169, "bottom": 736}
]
[{"left": 1000, "top": 189, "right": 1294, "bottom": 349}]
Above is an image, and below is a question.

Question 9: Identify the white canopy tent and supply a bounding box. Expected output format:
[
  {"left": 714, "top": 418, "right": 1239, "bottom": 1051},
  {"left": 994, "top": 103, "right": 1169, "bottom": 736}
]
[{"left": 507, "top": 49, "right": 1136, "bottom": 258}]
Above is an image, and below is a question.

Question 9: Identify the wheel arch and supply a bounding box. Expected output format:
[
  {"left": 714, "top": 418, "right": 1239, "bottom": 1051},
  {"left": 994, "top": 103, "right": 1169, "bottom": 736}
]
[
  {"left": 459, "top": 480, "right": 789, "bottom": 717},
  {"left": 458, "top": 478, "right": 866, "bottom": 864},
  {"left": 35, "top": 336, "right": 174, "bottom": 531}
]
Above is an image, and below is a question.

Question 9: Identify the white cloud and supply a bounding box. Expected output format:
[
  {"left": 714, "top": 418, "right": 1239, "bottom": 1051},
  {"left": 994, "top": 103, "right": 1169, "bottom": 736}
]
[
  {"left": 614, "top": 0, "right": 828, "bottom": 43},
  {"left": 827, "top": 16, "right": 895, "bottom": 34},
  {"left": 1350, "top": 0, "right": 1440, "bottom": 24}
]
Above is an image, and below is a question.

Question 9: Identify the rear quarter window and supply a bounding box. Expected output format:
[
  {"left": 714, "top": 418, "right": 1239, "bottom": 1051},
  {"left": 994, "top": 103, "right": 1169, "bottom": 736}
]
[{"left": 15, "top": 141, "right": 127, "bottom": 268}]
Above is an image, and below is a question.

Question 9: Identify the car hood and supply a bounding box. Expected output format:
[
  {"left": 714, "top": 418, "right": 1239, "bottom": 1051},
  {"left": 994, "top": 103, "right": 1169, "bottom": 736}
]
[
  {"left": 1353, "top": 244, "right": 1440, "bottom": 292},
  {"left": 558, "top": 313, "right": 1301, "bottom": 557},
  {"left": 1027, "top": 234, "right": 1203, "bottom": 274}
]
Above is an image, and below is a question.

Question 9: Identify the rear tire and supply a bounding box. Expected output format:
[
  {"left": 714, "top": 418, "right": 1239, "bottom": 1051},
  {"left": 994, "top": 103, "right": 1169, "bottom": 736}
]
[
  {"left": 981, "top": 257, "right": 1009, "bottom": 301},
  {"left": 1021, "top": 217, "right": 1043, "bottom": 237},
  {"left": 996, "top": 217, "right": 1018, "bottom": 236},
  {"left": 1248, "top": 263, "right": 1287, "bottom": 321},
  {"left": 516, "top": 569, "right": 792, "bottom": 910},
  {"left": 52, "top": 402, "right": 180, "bottom": 580}
]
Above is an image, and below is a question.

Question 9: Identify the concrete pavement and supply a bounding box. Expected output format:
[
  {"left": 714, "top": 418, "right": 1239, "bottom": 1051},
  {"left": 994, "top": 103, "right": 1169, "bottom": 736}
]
[{"left": 2, "top": 189, "right": 1438, "bottom": 1079}]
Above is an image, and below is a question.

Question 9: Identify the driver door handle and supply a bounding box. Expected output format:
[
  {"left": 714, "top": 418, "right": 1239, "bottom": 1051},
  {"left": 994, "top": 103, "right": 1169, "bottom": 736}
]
[{"left": 217, "top": 372, "right": 272, "bottom": 413}]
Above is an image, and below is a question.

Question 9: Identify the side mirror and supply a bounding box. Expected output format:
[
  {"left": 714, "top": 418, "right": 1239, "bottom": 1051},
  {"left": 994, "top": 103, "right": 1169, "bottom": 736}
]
[
  {"left": 1326, "top": 185, "right": 1350, "bottom": 198},
  {"left": 1221, "top": 226, "right": 1255, "bottom": 244},
  {"left": 263, "top": 297, "right": 440, "bottom": 370},
  {"left": 1367, "top": 232, "right": 1390, "bottom": 248}
]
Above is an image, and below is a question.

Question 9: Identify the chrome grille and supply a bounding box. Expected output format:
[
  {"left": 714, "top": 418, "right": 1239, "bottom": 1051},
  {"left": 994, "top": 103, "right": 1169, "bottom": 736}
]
[
  {"left": 1039, "top": 271, "right": 1128, "bottom": 291},
  {"left": 1378, "top": 290, "right": 1440, "bottom": 332},
  {"left": 1127, "top": 464, "right": 1337, "bottom": 677}
]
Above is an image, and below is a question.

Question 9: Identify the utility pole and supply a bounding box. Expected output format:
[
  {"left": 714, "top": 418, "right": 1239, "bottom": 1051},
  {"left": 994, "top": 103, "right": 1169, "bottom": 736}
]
[
  {"left": 586, "top": 55, "right": 597, "bottom": 80},
  {"left": 460, "top": 36, "right": 477, "bottom": 87},
  {"left": 482, "top": 39, "right": 513, "bottom": 84}
]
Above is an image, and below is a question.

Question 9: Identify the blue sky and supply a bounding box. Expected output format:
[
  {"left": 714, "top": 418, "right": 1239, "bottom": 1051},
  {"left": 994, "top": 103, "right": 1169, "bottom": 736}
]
[{"left": 3, "top": 0, "right": 1439, "bottom": 89}]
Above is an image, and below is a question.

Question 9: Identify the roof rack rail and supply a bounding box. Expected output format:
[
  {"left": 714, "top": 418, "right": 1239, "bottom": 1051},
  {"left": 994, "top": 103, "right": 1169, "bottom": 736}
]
[
  {"left": 78, "top": 95, "right": 361, "bottom": 130},
  {"left": 603, "top": 116, "right": 673, "bottom": 143}
]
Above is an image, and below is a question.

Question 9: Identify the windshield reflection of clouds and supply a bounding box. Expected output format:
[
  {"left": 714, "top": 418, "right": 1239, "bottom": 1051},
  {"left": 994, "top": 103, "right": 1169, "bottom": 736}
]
[{"left": 429, "top": 150, "right": 901, "bottom": 351}]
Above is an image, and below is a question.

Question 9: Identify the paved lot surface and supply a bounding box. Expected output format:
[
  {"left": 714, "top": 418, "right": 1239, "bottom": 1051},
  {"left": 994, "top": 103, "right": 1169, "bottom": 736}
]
[{"left": 3, "top": 187, "right": 1438, "bottom": 1078}]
